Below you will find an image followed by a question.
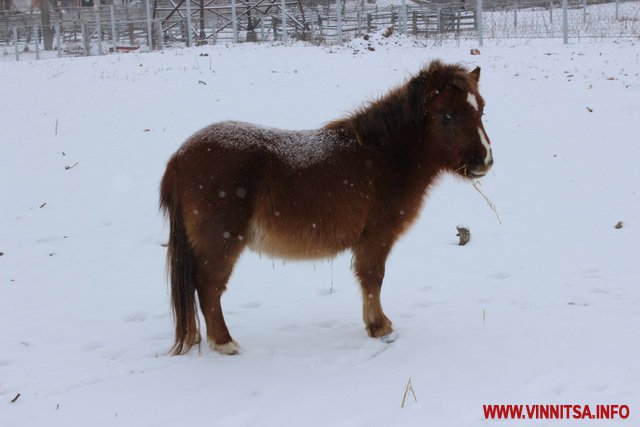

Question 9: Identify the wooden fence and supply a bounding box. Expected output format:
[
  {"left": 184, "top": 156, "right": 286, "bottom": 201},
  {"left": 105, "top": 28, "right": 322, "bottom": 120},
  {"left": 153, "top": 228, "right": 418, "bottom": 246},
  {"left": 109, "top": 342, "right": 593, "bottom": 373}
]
[{"left": 0, "top": 1, "right": 476, "bottom": 54}]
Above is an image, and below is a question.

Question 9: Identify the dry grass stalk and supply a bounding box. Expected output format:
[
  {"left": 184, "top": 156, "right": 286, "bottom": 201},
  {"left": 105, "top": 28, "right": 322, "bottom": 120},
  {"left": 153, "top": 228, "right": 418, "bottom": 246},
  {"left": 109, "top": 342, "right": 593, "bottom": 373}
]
[
  {"left": 472, "top": 180, "right": 502, "bottom": 225},
  {"left": 401, "top": 377, "right": 417, "bottom": 408}
]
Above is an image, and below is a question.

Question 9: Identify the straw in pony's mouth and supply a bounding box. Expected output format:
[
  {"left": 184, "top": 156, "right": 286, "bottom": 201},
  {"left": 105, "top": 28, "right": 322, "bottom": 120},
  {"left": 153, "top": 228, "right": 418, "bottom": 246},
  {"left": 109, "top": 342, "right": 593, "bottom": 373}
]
[
  {"left": 455, "top": 163, "right": 486, "bottom": 178},
  {"left": 472, "top": 180, "right": 502, "bottom": 225},
  {"left": 452, "top": 165, "right": 501, "bottom": 225}
]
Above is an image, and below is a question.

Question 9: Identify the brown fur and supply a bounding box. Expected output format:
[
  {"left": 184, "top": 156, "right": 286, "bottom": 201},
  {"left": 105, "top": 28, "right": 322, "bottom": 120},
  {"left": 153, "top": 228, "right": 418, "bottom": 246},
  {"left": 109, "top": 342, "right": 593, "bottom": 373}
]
[{"left": 160, "top": 60, "right": 493, "bottom": 355}]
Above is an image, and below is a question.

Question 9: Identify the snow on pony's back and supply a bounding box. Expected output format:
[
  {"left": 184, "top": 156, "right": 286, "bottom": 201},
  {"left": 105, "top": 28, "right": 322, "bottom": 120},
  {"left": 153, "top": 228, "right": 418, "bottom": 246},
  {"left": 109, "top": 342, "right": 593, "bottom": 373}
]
[{"left": 185, "top": 121, "right": 353, "bottom": 168}]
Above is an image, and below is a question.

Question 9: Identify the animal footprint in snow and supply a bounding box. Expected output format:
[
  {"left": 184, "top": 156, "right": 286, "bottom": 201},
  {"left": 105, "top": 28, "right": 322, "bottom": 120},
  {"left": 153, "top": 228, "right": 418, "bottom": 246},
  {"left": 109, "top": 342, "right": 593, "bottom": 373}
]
[
  {"left": 412, "top": 301, "right": 432, "bottom": 308},
  {"left": 581, "top": 268, "right": 602, "bottom": 279},
  {"left": 242, "top": 302, "right": 262, "bottom": 309},
  {"left": 487, "top": 271, "right": 511, "bottom": 280},
  {"left": 125, "top": 312, "right": 148, "bottom": 322},
  {"left": 316, "top": 320, "right": 348, "bottom": 329},
  {"left": 80, "top": 342, "right": 102, "bottom": 352}
]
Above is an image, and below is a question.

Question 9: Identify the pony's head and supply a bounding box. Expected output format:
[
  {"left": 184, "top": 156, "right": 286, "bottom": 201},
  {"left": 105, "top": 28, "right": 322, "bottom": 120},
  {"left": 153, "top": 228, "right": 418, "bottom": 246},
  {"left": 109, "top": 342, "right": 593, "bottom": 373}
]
[{"left": 420, "top": 62, "right": 493, "bottom": 178}]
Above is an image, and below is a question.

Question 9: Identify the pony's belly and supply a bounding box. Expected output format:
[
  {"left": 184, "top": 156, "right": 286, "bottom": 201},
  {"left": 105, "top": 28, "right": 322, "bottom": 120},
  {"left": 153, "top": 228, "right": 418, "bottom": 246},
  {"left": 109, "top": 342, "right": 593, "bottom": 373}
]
[{"left": 245, "top": 220, "right": 352, "bottom": 260}]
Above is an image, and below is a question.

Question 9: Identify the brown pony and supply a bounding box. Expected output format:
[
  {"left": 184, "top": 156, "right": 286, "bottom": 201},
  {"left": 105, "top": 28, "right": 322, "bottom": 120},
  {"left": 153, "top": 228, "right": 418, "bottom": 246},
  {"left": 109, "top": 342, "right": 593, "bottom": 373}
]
[{"left": 160, "top": 60, "right": 493, "bottom": 355}]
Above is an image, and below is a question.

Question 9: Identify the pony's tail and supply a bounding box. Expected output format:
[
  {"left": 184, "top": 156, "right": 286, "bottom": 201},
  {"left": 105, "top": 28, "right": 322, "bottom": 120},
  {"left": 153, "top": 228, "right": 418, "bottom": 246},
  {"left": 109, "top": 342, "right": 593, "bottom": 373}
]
[{"left": 160, "top": 160, "right": 199, "bottom": 355}]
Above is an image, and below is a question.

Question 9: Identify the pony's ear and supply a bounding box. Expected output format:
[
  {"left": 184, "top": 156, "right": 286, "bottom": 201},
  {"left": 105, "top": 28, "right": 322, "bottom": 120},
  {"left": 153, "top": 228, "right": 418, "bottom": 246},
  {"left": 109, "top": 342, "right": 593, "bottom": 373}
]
[
  {"left": 408, "top": 72, "right": 427, "bottom": 95},
  {"left": 426, "top": 69, "right": 446, "bottom": 92},
  {"left": 469, "top": 66, "right": 481, "bottom": 84},
  {"left": 451, "top": 79, "right": 467, "bottom": 91}
]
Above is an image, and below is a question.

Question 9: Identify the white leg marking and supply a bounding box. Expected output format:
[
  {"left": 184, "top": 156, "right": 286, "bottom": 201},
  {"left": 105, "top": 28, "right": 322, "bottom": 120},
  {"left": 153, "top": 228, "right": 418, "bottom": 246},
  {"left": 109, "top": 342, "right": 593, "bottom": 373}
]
[
  {"left": 467, "top": 92, "right": 479, "bottom": 111},
  {"left": 211, "top": 340, "right": 242, "bottom": 355},
  {"left": 478, "top": 126, "right": 492, "bottom": 165}
]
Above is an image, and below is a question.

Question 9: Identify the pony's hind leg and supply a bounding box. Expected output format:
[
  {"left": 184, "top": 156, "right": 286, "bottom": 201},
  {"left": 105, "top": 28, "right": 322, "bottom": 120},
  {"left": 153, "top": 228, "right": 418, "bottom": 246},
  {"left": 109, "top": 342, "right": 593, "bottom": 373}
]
[
  {"left": 352, "top": 235, "right": 395, "bottom": 341},
  {"left": 172, "top": 143, "right": 258, "bottom": 355},
  {"left": 193, "top": 238, "right": 245, "bottom": 355},
  {"left": 184, "top": 196, "right": 247, "bottom": 355}
]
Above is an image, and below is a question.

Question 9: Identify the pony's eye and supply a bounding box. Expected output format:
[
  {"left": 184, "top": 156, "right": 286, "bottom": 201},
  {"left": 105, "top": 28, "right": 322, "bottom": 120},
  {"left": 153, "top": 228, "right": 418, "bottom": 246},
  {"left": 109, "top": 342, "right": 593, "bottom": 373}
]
[{"left": 442, "top": 113, "right": 453, "bottom": 123}]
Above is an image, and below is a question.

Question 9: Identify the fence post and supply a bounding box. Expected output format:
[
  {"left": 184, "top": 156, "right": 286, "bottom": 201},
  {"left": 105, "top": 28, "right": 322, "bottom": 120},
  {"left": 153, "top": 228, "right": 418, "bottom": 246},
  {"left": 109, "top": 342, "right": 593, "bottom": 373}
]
[
  {"left": 55, "top": 21, "right": 62, "bottom": 57},
  {"left": 231, "top": 0, "right": 238, "bottom": 43},
  {"left": 145, "top": 0, "right": 153, "bottom": 49},
  {"left": 514, "top": 0, "right": 518, "bottom": 28},
  {"left": 562, "top": 0, "right": 568, "bottom": 44},
  {"left": 124, "top": 2, "right": 134, "bottom": 45},
  {"left": 13, "top": 27, "right": 19, "bottom": 61},
  {"left": 390, "top": 5, "right": 395, "bottom": 27},
  {"left": 272, "top": 17, "right": 278, "bottom": 40},
  {"left": 400, "top": 0, "right": 407, "bottom": 34},
  {"left": 212, "top": 15, "right": 218, "bottom": 44},
  {"left": 336, "top": 0, "right": 343, "bottom": 45},
  {"left": 281, "top": 0, "right": 287, "bottom": 42},
  {"left": 41, "top": 0, "right": 53, "bottom": 50},
  {"left": 110, "top": 5, "right": 117, "bottom": 52},
  {"left": 186, "top": 0, "right": 193, "bottom": 47},
  {"left": 615, "top": 0, "right": 619, "bottom": 20},
  {"left": 156, "top": 19, "right": 164, "bottom": 50},
  {"left": 34, "top": 25, "right": 40, "bottom": 59},
  {"left": 82, "top": 20, "right": 90, "bottom": 56},
  {"left": 260, "top": 17, "right": 265, "bottom": 41},
  {"left": 310, "top": 17, "right": 315, "bottom": 41},
  {"left": 476, "top": 0, "right": 483, "bottom": 47},
  {"left": 96, "top": 10, "right": 103, "bottom": 55},
  {"left": 412, "top": 11, "right": 417, "bottom": 34}
]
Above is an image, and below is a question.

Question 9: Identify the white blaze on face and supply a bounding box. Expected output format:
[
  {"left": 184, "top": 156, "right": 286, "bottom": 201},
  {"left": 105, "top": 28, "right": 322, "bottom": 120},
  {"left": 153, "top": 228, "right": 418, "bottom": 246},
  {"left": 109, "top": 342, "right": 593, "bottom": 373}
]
[
  {"left": 467, "top": 92, "right": 479, "bottom": 111},
  {"left": 468, "top": 91, "right": 492, "bottom": 168},
  {"left": 478, "top": 126, "right": 492, "bottom": 165}
]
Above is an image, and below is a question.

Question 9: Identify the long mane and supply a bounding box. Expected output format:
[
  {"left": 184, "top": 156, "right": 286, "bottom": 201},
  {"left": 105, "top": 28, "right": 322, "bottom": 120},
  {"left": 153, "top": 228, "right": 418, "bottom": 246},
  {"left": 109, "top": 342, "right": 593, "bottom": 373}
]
[{"left": 325, "top": 60, "right": 474, "bottom": 151}]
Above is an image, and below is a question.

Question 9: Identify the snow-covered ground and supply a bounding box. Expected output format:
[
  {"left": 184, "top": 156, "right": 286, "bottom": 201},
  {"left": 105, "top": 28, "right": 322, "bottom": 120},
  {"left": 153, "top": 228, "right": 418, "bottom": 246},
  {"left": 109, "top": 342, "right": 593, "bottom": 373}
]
[{"left": 1, "top": 36, "right": 639, "bottom": 426}]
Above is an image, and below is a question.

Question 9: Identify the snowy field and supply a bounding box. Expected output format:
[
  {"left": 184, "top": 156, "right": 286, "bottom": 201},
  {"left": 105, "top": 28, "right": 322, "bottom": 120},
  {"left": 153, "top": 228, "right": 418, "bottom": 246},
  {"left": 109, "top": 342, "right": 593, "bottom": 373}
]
[{"left": 1, "top": 35, "right": 639, "bottom": 426}]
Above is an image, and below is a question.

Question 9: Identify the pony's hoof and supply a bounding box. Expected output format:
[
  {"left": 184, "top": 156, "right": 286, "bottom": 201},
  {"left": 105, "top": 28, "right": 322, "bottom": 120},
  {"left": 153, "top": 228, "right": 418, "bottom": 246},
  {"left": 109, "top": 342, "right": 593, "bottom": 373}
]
[
  {"left": 211, "top": 340, "right": 242, "bottom": 355},
  {"left": 189, "top": 333, "right": 201, "bottom": 345},
  {"left": 379, "top": 331, "right": 398, "bottom": 344},
  {"left": 366, "top": 321, "right": 394, "bottom": 339}
]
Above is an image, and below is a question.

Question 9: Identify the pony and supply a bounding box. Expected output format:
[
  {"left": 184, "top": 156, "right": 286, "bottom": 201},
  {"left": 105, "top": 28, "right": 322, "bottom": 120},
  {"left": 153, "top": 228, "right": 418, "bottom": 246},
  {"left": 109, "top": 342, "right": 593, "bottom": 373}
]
[{"left": 160, "top": 60, "right": 493, "bottom": 355}]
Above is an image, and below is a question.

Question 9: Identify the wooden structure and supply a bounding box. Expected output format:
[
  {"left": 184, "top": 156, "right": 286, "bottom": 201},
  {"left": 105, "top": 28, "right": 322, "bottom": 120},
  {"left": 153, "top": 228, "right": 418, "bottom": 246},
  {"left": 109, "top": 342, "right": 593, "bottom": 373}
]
[{"left": 1, "top": 0, "right": 478, "bottom": 52}]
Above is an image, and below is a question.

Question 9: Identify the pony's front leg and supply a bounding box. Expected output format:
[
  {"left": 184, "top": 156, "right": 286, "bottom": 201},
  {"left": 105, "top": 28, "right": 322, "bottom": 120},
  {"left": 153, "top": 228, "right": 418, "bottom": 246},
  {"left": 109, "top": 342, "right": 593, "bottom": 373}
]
[{"left": 352, "top": 236, "right": 395, "bottom": 341}]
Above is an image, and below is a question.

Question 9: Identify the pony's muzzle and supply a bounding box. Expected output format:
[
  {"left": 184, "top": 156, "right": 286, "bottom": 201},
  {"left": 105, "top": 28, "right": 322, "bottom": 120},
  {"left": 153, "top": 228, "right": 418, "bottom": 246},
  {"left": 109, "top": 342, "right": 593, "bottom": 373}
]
[{"left": 468, "top": 151, "right": 493, "bottom": 177}]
